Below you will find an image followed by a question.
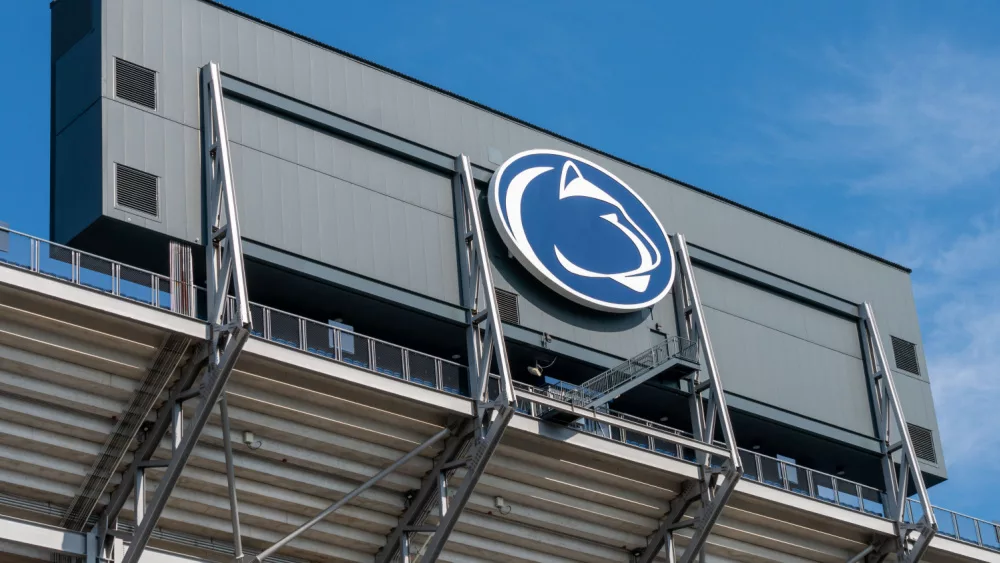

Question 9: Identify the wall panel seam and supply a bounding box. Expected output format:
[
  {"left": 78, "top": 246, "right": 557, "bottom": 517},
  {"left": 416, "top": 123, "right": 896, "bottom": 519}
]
[
  {"left": 703, "top": 304, "right": 863, "bottom": 361},
  {"left": 229, "top": 141, "right": 453, "bottom": 219}
]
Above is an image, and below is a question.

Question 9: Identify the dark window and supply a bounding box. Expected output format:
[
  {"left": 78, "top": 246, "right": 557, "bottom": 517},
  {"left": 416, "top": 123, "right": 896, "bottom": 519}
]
[
  {"left": 907, "top": 423, "right": 937, "bottom": 464},
  {"left": 495, "top": 288, "right": 520, "bottom": 325},
  {"left": 115, "top": 163, "right": 158, "bottom": 218},
  {"left": 115, "top": 58, "right": 156, "bottom": 110},
  {"left": 891, "top": 336, "right": 920, "bottom": 375}
]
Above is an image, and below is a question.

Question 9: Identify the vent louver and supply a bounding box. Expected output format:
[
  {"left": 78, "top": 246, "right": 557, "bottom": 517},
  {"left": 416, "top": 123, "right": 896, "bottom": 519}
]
[
  {"left": 115, "top": 163, "right": 158, "bottom": 218},
  {"left": 495, "top": 289, "right": 520, "bottom": 325},
  {"left": 891, "top": 336, "right": 920, "bottom": 375},
  {"left": 907, "top": 423, "right": 937, "bottom": 463},
  {"left": 114, "top": 58, "right": 156, "bottom": 110}
]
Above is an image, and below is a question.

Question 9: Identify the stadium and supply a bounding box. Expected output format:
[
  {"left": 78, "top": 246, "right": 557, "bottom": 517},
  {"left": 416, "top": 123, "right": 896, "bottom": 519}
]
[{"left": 0, "top": 0, "right": 996, "bottom": 562}]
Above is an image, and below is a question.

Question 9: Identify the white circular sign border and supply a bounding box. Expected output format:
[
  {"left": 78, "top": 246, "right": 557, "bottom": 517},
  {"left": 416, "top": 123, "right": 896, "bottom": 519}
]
[{"left": 488, "top": 148, "right": 675, "bottom": 313}]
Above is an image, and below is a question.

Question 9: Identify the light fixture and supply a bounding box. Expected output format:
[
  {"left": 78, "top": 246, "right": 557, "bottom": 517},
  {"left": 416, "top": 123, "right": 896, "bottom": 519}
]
[
  {"left": 752, "top": 444, "right": 761, "bottom": 451},
  {"left": 451, "top": 354, "right": 461, "bottom": 360},
  {"left": 526, "top": 357, "right": 557, "bottom": 378},
  {"left": 658, "top": 416, "right": 669, "bottom": 422},
  {"left": 242, "top": 430, "right": 262, "bottom": 450},
  {"left": 836, "top": 467, "right": 846, "bottom": 476}
]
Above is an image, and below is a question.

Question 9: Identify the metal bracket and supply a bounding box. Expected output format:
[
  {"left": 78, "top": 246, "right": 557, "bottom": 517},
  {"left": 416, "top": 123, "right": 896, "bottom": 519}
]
[
  {"left": 857, "top": 303, "right": 936, "bottom": 563},
  {"left": 635, "top": 233, "right": 743, "bottom": 563},
  {"left": 373, "top": 155, "right": 516, "bottom": 563}
]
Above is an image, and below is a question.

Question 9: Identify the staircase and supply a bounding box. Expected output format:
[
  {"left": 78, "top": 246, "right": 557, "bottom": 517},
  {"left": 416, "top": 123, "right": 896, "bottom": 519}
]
[{"left": 542, "top": 336, "right": 699, "bottom": 424}]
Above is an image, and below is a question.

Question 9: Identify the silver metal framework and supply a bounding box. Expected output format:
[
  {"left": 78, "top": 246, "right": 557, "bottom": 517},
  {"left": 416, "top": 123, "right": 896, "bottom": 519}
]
[
  {"left": 373, "top": 154, "right": 516, "bottom": 563},
  {"left": 84, "top": 61, "right": 254, "bottom": 563},
  {"left": 855, "top": 303, "right": 936, "bottom": 563},
  {"left": 635, "top": 233, "right": 743, "bottom": 563}
]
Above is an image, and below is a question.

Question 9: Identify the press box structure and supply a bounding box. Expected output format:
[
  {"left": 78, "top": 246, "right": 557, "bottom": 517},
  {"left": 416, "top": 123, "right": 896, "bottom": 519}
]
[{"left": 18, "top": 0, "right": 984, "bottom": 562}]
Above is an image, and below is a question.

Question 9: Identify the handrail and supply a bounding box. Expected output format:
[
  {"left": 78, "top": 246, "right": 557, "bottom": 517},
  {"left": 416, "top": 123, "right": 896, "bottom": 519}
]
[
  {"left": 0, "top": 226, "right": 996, "bottom": 552},
  {"left": 560, "top": 335, "right": 697, "bottom": 406}
]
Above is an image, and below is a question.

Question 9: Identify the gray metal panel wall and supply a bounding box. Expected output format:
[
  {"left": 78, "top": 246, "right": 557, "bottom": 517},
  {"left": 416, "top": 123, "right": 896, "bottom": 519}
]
[
  {"left": 67, "top": 0, "right": 943, "bottom": 464},
  {"left": 695, "top": 267, "right": 873, "bottom": 437},
  {"left": 224, "top": 98, "right": 460, "bottom": 304}
]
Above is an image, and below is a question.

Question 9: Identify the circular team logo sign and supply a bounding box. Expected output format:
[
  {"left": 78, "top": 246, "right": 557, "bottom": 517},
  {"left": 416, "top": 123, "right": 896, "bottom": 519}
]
[{"left": 488, "top": 149, "right": 675, "bottom": 313}]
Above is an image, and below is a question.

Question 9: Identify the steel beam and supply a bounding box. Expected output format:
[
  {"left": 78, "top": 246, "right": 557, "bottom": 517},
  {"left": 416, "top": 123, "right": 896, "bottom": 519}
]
[
  {"left": 636, "top": 233, "right": 743, "bottom": 563},
  {"left": 240, "top": 428, "right": 450, "bottom": 563},
  {"left": 109, "top": 61, "right": 253, "bottom": 563},
  {"left": 857, "top": 304, "right": 936, "bottom": 563},
  {"left": 373, "top": 155, "right": 515, "bottom": 563}
]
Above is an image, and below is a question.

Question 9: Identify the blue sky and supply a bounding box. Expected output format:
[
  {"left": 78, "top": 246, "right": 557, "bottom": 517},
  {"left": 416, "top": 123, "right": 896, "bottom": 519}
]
[{"left": 2, "top": 0, "right": 998, "bottom": 522}]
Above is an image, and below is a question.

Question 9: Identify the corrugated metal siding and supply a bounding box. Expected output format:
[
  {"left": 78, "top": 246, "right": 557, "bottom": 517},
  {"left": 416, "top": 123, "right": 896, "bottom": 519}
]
[
  {"left": 696, "top": 267, "right": 873, "bottom": 437},
  {"left": 224, "top": 97, "right": 460, "bottom": 304}
]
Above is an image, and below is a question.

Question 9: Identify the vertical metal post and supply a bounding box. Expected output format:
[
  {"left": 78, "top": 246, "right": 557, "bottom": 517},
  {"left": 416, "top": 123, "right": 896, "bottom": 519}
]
[
  {"left": 375, "top": 155, "right": 514, "bottom": 563},
  {"left": 117, "top": 61, "right": 252, "bottom": 563},
  {"left": 219, "top": 397, "right": 244, "bottom": 559},
  {"left": 636, "top": 233, "right": 742, "bottom": 563},
  {"left": 856, "top": 302, "right": 937, "bottom": 563}
]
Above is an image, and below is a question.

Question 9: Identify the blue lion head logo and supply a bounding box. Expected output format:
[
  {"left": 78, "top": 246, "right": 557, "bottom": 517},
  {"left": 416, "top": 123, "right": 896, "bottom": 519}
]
[{"left": 489, "top": 149, "right": 675, "bottom": 312}]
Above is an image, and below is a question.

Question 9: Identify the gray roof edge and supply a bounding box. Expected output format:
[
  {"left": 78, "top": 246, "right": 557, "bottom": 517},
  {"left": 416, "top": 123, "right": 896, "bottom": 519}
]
[{"left": 206, "top": 0, "right": 911, "bottom": 275}]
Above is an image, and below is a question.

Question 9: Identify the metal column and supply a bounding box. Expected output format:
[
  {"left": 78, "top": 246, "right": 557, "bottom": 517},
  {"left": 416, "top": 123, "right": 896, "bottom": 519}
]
[
  {"left": 105, "top": 61, "right": 253, "bottom": 563},
  {"left": 635, "top": 233, "right": 743, "bottom": 563},
  {"left": 374, "top": 155, "right": 516, "bottom": 563},
  {"left": 852, "top": 303, "right": 936, "bottom": 563}
]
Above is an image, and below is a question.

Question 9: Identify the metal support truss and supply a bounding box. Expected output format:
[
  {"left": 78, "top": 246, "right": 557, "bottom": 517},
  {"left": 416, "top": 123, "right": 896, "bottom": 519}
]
[
  {"left": 237, "top": 428, "right": 450, "bottom": 563},
  {"left": 61, "top": 334, "right": 192, "bottom": 531},
  {"left": 854, "top": 303, "right": 936, "bottom": 563},
  {"left": 86, "top": 61, "right": 254, "bottom": 563},
  {"left": 635, "top": 233, "right": 743, "bottom": 563},
  {"left": 373, "top": 155, "right": 516, "bottom": 563}
]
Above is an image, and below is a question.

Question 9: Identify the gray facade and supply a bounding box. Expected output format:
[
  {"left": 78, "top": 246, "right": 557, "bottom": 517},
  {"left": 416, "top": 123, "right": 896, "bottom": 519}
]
[{"left": 50, "top": 0, "right": 945, "bottom": 481}]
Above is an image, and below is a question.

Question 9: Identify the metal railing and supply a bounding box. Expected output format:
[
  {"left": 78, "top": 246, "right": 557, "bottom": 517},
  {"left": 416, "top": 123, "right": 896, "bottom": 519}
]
[
  {"left": 1, "top": 226, "right": 997, "bottom": 552},
  {"left": 246, "top": 301, "right": 469, "bottom": 396},
  {"left": 559, "top": 336, "right": 698, "bottom": 406},
  {"left": 0, "top": 227, "right": 468, "bottom": 397},
  {"left": 0, "top": 227, "right": 199, "bottom": 315},
  {"left": 905, "top": 499, "right": 1000, "bottom": 551},
  {"left": 739, "top": 448, "right": 886, "bottom": 517}
]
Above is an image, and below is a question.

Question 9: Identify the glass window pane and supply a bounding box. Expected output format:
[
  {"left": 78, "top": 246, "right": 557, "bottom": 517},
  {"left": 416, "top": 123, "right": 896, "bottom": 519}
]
[
  {"left": 979, "top": 521, "right": 1000, "bottom": 550},
  {"left": 373, "top": 340, "right": 404, "bottom": 380},
  {"left": 739, "top": 451, "right": 759, "bottom": 482},
  {"left": 934, "top": 508, "right": 957, "bottom": 538},
  {"left": 440, "top": 362, "right": 467, "bottom": 396},
  {"left": 304, "top": 319, "right": 336, "bottom": 359},
  {"left": 79, "top": 253, "right": 114, "bottom": 293},
  {"left": 118, "top": 265, "right": 156, "bottom": 305},
  {"left": 37, "top": 242, "right": 74, "bottom": 282},
  {"left": 956, "top": 514, "right": 980, "bottom": 544},
  {"left": 759, "top": 456, "right": 783, "bottom": 488},
  {"left": 834, "top": 479, "right": 861, "bottom": 510},
  {"left": 0, "top": 232, "right": 32, "bottom": 269},
  {"left": 811, "top": 473, "right": 836, "bottom": 504},
  {"left": 268, "top": 310, "right": 301, "bottom": 348},
  {"left": 654, "top": 438, "right": 678, "bottom": 458},
  {"left": 625, "top": 430, "right": 649, "bottom": 449},
  {"left": 341, "top": 333, "right": 371, "bottom": 369},
  {"left": 861, "top": 487, "right": 885, "bottom": 517},
  {"left": 407, "top": 352, "right": 437, "bottom": 388}
]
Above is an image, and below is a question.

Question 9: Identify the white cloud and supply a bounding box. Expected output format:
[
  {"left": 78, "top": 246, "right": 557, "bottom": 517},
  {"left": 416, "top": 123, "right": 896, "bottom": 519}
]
[
  {"left": 762, "top": 35, "right": 1000, "bottom": 480},
  {"left": 925, "top": 286, "right": 1000, "bottom": 469},
  {"left": 778, "top": 38, "right": 1000, "bottom": 195}
]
